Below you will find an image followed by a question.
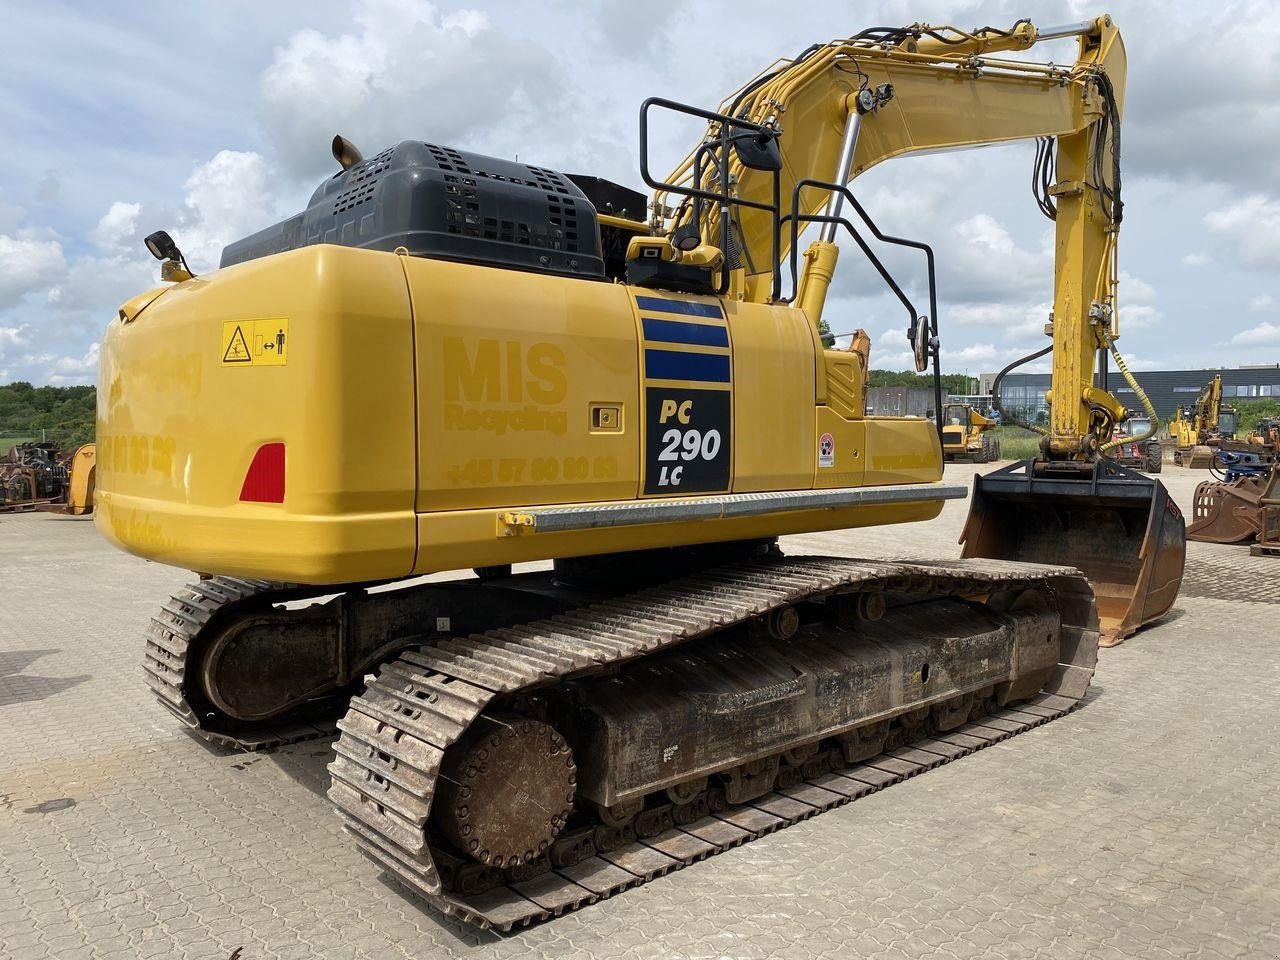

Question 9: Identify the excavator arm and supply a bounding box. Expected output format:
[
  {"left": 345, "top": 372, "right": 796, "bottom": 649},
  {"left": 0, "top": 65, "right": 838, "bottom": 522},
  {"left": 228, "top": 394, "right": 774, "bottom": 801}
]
[{"left": 640, "top": 14, "right": 1182, "bottom": 644}]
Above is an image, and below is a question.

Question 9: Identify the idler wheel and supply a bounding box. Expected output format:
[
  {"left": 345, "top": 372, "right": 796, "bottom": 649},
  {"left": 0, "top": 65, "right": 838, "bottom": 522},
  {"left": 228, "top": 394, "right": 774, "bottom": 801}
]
[{"left": 435, "top": 713, "right": 576, "bottom": 868}]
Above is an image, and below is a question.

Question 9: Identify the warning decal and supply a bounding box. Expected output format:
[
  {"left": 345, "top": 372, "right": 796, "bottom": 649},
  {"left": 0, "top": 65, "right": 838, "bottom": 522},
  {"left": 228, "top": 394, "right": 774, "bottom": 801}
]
[
  {"left": 221, "top": 319, "right": 289, "bottom": 367},
  {"left": 818, "top": 432, "right": 835, "bottom": 468}
]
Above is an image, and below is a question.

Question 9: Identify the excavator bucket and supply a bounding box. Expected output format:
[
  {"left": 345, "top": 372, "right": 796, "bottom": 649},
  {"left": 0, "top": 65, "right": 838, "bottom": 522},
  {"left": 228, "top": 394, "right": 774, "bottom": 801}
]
[
  {"left": 1174, "top": 445, "right": 1216, "bottom": 469},
  {"left": 1187, "top": 467, "right": 1280, "bottom": 544},
  {"left": 960, "top": 459, "right": 1186, "bottom": 646}
]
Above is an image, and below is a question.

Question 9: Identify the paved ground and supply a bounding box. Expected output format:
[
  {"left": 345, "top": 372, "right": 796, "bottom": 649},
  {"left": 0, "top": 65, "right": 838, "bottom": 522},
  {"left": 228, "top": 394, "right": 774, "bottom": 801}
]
[{"left": 2, "top": 463, "right": 1278, "bottom": 960}]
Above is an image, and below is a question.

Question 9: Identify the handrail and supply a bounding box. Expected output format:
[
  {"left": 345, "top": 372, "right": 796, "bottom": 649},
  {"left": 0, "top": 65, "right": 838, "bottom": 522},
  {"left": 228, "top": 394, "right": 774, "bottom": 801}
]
[
  {"left": 782, "top": 178, "right": 943, "bottom": 440},
  {"left": 639, "top": 97, "right": 781, "bottom": 296}
]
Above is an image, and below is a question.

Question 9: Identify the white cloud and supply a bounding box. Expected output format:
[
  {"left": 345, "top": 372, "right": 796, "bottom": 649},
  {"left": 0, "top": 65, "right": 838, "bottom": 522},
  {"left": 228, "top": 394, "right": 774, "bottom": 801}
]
[
  {"left": 1228, "top": 322, "right": 1280, "bottom": 346},
  {"left": 1205, "top": 193, "right": 1280, "bottom": 268},
  {"left": 943, "top": 213, "right": 1048, "bottom": 303},
  {"left": 45, "top": 342, "right": 99, "bottom": 386},
  {"left": 0, "top": 148, "right": 274, "bottom": 384},
  {"left": 179, "top": 150, "right": 272, "bottom": 270},
  {"left": 258, "top": 0, "right": 566, "bottom": 180},
  {"left": 1181, "top": 252, "right": 1210, "bottom": 267},
  {"left": 1120, "top": 304, "right": 1161, "bottom": 331},
  {"left": 1118, "top": 271, "right": 1156, "bottom": 303},
  {"left": 0, "top": 324, "right": 31, "bottom": 364},
  {"left": 1119, "top": 0, "right": 1280, "bottom": 189},
  {"left": 0, "top": 234, "right": 66, "bottom": 310},
  {"left": 89, "top": 201, "right": 142, "bottom": 253},
  {"left": 1249, "top": 293, "right": 1275, "bottom": 312}
]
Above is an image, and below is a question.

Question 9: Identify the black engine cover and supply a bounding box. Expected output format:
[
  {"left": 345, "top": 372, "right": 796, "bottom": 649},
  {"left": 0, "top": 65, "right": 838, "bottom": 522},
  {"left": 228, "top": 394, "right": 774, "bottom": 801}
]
[{"left": 220, "top": 142, "right": 605, "bottom": 279}]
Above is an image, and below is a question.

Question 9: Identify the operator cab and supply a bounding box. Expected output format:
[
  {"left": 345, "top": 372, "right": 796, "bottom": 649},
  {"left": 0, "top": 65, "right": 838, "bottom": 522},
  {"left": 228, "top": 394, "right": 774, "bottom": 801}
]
[{"left": 1218, "top": 409, "right": 1238, "bottom": 439}]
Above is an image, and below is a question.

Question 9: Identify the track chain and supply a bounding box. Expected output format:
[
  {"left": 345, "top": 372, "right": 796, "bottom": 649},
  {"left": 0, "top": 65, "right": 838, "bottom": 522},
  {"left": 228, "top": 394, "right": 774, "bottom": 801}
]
[
  {"left": 143, "top": 576, "right": 344, "bottom": 749},
  {"left": 328, "top": 555, "right": 1098, "bottom": 930}
]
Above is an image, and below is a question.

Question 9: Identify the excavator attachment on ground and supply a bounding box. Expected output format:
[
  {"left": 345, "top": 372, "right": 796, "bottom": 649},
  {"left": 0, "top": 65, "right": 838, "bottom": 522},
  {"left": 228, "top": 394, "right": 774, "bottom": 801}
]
[
  {"left": 40, "top": 443, "right": 96, "bottom": 516},
  {"left": 1187, "top": 464, "right": 1280, "bottom": 544},
  {"left": 961, "top": 459, "right": 1185, "bottom": 645}
]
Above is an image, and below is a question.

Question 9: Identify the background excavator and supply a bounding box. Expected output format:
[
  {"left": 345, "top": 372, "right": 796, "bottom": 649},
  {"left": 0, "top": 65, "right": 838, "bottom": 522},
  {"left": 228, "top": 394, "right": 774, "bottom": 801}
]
[
  {"left": 96, "top": 15, "right": 1183, "bottom": 929},
  {"left": 1171, "top": 374, "right": 1238, "bottom": 467}
]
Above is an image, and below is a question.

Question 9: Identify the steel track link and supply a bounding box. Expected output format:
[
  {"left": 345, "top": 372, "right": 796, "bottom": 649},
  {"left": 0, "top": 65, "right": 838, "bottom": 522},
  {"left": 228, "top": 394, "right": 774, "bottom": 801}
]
[
  {"left": 328, "top": 555, "right": 1099, "bottom": 930},
  {"left": 143, "top": 576, "right": 348, "bottom": 749}
]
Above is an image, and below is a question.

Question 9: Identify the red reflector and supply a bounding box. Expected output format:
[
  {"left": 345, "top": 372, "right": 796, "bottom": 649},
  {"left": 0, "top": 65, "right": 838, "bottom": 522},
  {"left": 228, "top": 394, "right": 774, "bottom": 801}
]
[{"left": 240, "top": 443, "right": 285, "bottom": 503}]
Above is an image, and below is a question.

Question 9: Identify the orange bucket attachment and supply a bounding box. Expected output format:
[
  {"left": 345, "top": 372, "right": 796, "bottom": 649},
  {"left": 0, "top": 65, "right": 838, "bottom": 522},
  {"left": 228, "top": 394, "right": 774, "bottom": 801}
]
[
  {"left": 1187, "top": 467, "right": 1280, "bottom": 544},
  {"left": 960, "top": 459, "right": 1186, "bottom": 647}
]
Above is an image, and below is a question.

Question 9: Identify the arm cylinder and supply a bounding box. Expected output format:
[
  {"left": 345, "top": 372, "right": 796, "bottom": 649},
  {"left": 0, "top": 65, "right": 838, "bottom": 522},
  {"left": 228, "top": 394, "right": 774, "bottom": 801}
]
[{"left": 1036, "top": 19, "right": 1098, "bottom": 41}]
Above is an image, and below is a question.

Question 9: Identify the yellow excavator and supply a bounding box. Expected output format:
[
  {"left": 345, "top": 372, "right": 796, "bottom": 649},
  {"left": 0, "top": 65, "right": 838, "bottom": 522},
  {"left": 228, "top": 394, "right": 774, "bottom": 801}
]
[
  {"left": 1170, "top": 374, "right": 1238, "bottom": 467},
  {"left": 97, "top": 15, "right": 1184, "bottom": 929},
  {"left": 940, "top": 402, "right": 1000, "bottom": 462}
]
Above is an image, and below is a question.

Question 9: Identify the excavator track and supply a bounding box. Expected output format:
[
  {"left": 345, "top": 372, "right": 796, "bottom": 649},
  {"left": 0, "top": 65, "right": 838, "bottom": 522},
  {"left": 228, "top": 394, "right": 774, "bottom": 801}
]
[
  {"left": 328, "top": 555, "right": 1098, "bottom": 930},
  {"left": 143, "top": 577, "right": 346, "bottom": 750}
]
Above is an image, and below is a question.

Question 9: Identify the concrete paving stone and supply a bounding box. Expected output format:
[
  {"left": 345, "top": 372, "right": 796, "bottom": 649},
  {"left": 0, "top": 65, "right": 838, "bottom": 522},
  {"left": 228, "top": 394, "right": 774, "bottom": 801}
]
[{"left": 2, "top": 463, "right": 1278, "bottom": 959}]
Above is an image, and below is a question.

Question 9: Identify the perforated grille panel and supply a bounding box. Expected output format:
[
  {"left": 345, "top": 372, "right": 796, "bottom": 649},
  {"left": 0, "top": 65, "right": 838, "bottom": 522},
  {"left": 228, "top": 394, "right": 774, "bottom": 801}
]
[
  {"left": 426, "top": 144, "right": 583, "bottom": 253},
  {"left": 332, "top": 148, "right": 394, "bottom": 214},
  {"left": 221, "top": 139, "right": 604, "bottom": 278}
]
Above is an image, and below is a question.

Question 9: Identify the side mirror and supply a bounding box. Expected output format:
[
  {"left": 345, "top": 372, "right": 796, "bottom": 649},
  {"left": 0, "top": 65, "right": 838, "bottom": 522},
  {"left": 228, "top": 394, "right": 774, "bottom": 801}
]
[
  {"left": 909, "top": 316, "right": 930, "bottom": 372},
  {"left": 731, "top": 130, "right": 783, "bottom": 172}
]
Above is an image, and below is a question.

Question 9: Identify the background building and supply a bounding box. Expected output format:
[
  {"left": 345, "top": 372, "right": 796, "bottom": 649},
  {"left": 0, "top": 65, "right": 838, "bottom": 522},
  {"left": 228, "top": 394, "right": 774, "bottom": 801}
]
[
  {"left": 865, "top": 387, "right": 935, "bottom": 418},
  {"left": 985, "top": 365, "right": 1280, "bottom": 424}
]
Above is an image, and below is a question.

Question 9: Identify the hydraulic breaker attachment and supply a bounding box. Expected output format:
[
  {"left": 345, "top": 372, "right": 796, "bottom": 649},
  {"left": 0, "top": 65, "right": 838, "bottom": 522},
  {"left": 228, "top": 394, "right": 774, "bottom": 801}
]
[
  {"left": 960, "top": 459, "right": 1186, "bottom": 646},
  {"left": 1187, "top": 466, "right": 1280, "bottom": 544}
]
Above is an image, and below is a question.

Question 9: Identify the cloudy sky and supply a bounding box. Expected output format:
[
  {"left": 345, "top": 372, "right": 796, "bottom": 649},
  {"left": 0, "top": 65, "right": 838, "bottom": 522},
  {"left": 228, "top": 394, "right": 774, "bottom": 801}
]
[{"left": 2, "top": 0, "right": 1277, "bottom": 384}]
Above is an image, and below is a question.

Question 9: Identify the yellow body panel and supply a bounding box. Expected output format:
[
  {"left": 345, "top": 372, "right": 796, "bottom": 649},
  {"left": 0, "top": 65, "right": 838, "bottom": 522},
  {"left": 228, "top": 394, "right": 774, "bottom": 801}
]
[
  {"left": 97, "top": 245, "right": 944, "bottom": 584},
  {"left": 408, "top": 257, "right": 641, "bottom": 511},
  {"left": 96, "top": 246, "right": 419, "bottom": 582},
  {"left": 722, "top": 299, "right": 816, "bottom": 493}
]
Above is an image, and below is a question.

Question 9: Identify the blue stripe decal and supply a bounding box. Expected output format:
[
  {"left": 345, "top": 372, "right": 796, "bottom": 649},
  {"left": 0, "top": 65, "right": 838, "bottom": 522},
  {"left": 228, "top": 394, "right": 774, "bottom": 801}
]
[
  {"left": 644, "top": 349, "right": 731, "bottom": 383},
  {"left": 634, "top": 295, "right": 724, "bottom": 319},
  {"left": 642, "top": 317, "right": 730, "bottom": 348}
]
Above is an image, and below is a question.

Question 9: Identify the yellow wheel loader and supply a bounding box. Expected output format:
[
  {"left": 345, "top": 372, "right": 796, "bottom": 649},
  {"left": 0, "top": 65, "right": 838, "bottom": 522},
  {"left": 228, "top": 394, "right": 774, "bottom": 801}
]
[
  {"left": 97, "top": 16, "right": 1183, "bottom": 929},
  {"left": 940, "top": 402, "right": 1000, "bottom": 462}
]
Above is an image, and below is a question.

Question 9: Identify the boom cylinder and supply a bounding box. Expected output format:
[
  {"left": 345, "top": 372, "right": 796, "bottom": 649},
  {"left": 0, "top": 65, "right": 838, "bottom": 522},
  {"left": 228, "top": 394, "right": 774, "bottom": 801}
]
[{"left": 818, "top": 109, "right": 863, "bottom": 242}]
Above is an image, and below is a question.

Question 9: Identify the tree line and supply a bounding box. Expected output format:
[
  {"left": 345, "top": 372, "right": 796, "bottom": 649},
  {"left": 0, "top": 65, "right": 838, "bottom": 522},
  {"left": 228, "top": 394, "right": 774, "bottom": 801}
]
[{"left": 0, "top": 382, "right": 96, "bottom": 452}]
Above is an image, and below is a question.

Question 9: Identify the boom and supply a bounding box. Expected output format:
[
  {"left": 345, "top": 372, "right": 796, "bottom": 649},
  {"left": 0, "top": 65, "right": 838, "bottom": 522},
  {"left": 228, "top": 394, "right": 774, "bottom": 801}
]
[{"left": 652, "top": 16, "right": 1127, "bottom": 460}]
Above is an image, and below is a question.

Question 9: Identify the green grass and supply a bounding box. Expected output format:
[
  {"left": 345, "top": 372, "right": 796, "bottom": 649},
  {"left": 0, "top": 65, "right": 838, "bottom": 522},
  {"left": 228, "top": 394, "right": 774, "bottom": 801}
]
[
  {"left": 990, "top": 425, "right": 1042, "bottom": 461},
  {"left": 0, "top": 436, "right": 35, "bottom": 457}
]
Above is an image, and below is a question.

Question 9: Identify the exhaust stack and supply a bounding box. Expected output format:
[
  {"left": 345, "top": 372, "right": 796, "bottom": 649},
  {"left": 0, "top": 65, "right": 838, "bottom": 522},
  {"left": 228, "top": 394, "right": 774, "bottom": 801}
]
[{"left": 332, "top": 135, "right": 364, "bottom": 170}]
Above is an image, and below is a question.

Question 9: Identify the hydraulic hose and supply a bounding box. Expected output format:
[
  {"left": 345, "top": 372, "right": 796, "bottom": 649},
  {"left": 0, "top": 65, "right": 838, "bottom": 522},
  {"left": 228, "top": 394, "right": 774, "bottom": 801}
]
[
  {"left": 1098, "top": 329, "right": 1158, "bottom": 453},
  {"left": 991, "top": 344, "right": 1051, "bottom": 436}
]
